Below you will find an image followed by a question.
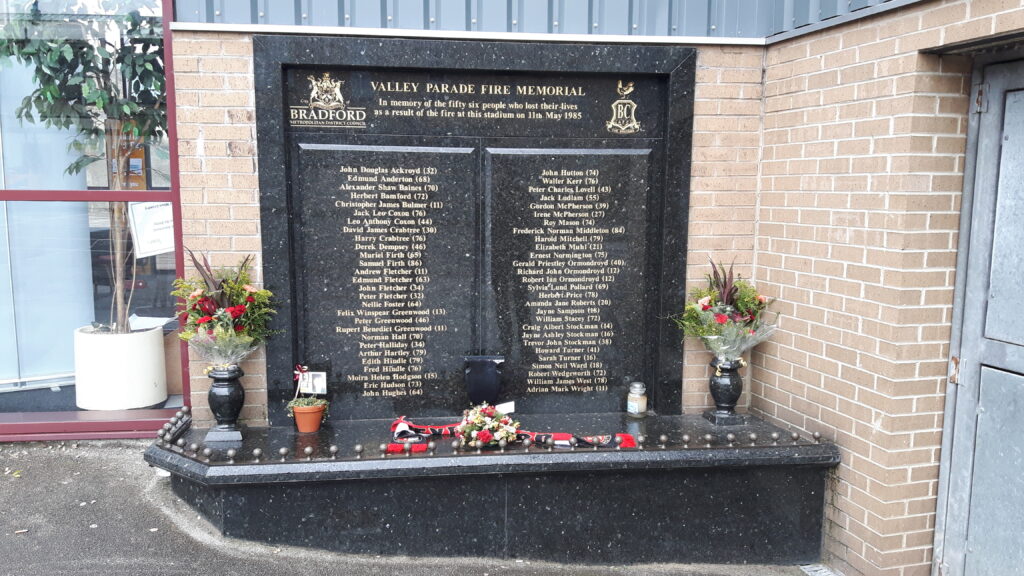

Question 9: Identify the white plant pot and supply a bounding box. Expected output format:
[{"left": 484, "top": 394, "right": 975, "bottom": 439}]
[{"left": 74, "top": 326, "right": 168, "bottom": 410}]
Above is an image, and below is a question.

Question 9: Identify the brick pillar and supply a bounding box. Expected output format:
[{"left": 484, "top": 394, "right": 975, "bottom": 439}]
[{"left": 173, "top": 32, "right": 266, "bottom": 426}]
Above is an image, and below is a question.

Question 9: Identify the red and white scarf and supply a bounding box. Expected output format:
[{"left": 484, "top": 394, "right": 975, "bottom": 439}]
[{"left": 387, "top": 416, "right": 636, "bottom": 454}]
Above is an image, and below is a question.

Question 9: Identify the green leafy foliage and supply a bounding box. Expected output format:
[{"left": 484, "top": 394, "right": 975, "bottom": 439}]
[
  {"left": 733, "top": 281, "right": 765, "bottom": 323},
  {"left": 670, "top": 260, "right": 777, "bottom": 361},
  {"left": 171, "top": 252, "right": 278, "bottom": 367},
  {"left": 286, "top": 397, "right": 329, "bottom": 420},
  {"left": 0, "top": 2, "right": 167, "bottom": 334},
  {"left": 0, "top": 3, "right": 166, "bottom": 174}
]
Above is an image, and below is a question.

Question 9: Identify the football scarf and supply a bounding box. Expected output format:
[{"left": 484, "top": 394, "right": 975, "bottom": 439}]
[{"left": 387, "top": 416, "right": 637, "bottom": 454}]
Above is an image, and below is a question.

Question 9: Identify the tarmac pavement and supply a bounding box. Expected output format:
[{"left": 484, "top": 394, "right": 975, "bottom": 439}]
[{"left": 0, "top": 440, "right": 810, "bottom": 576}]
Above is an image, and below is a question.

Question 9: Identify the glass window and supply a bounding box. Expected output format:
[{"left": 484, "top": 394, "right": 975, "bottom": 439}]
[
  {"left": 0, "top": 200, "right": 181, "bottom": 412},
  {"left": 0, "top": 2, "right": 165, "bottom": 191},
  {"left": 0, "top": 1, "right": 181, "bottom": 418},
  {"left": 85, "top": 137, "right": 171, "bottom": 189}
]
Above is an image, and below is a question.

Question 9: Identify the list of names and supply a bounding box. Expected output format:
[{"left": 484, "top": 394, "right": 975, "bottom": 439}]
[
  {"left": 513, "top": 166, "right": 626, "bottom": 394},
  {"left": 331, "top": 162, "right": 448, "bottom": 398}
]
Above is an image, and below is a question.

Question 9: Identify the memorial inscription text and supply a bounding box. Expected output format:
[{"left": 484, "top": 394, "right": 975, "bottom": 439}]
[{"left": 259, "top": 41, "right": 691, "bottom": 420}]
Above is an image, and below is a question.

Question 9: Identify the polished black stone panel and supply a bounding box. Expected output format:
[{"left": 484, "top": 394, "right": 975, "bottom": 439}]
[
  {"left": 146, "top": 415, "right": 839, "bottom": 564},
  {"left": 505, "top": 467, "right": 825, "bottom": 564},
  {"left": 487, "top": 148, "right": 654, "bottom": 414},
  {"left": 281, "top": 67, "right": 669, "bottom": 140},
  {"left": 168, "top": 465, "right": 825, "bottom": 562},
  {"left": 188, "top": 36, "right": 829, "bottom": 565},
  {"left": 176, "top": 475, "right": 509, "bottom": 557},
  {"left": 170, "top": 472, "right": 225, "bottom": 532},
  {"left": 255, "top": 37, "right": 695, "bottom": 423},
  {"left": 291, "top": 141, "right": 479, "bottom": 419}
]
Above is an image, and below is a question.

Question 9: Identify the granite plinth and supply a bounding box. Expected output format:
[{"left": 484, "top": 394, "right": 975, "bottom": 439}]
[
  {"left": 203, "top": 427, "right": 242, "bottom": 443},
  {"left": 703, "top": 409, "right": 751, "bottom": 426},
  {"left": 146, "top": 414, "right": 839, "bottom": 564}
]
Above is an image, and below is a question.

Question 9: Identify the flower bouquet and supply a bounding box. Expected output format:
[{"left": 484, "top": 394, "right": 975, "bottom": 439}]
[
  {"left": 671, "top": 260, "right": 775, "bottom": 364},
  {"left": 171, "top": 250, "right": 276, "bottom": 369},
  {"left": 454, "top": 402, "right": 520, "bottom": 448},
  {"left": 671, "top": 261, "right": 775, "bottom": 425},
  {"left": 172, "top": 251, "right": 276, "bottom": 441}
]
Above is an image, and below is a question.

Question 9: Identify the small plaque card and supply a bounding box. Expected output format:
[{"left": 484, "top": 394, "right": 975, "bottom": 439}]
[{"left": 297, "top": 371, "right": 327, "bottom": 395}]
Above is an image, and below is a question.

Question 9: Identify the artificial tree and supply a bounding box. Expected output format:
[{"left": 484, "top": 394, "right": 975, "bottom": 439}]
[{"left": 0, "top": 3, "right": 166, "bottom": 333}]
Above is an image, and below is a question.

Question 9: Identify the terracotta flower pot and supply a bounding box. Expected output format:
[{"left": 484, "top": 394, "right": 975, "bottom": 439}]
[{"left": 292, "top": 404, "right": 326, "bottom": 433}]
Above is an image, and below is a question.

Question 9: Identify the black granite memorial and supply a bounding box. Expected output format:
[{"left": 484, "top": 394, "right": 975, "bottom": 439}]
[
  {"left": 255, "top": 36, "right": 691, "bottom": 421},
  {"left": 145, "top": 36, "right": 840, "bottom": 565}
]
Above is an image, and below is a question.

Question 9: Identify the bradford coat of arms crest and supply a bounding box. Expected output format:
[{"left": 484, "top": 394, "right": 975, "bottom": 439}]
[
  {"left": 307, "top": 72, "right": 346, "bottom": 110},
  {"left": 606, "top": 80, "right": 640, "bottom": 134}
]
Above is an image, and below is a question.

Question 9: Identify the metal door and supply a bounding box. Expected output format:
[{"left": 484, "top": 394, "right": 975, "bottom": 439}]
[{"left": 936, "top": 59, "right": 1024, "bottom": 576}]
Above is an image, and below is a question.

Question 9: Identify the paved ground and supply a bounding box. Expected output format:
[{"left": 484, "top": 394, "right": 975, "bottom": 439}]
[{"left": 0, "top": 440, "right": 811, "bottom": 576}]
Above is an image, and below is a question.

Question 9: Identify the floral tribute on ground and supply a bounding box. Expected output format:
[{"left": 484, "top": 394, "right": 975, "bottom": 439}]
[
  {"left": 671, "top": 260, "right": 775, "bottom": 365},
  {"left": 388, "top": 402, "right": 636, "bottom": 454},
  {"left": 455, "top": 402, "right": 520, "bottom": 447},
  {"left": 171, "top": 250, "right": 276, "bottom": 369}
]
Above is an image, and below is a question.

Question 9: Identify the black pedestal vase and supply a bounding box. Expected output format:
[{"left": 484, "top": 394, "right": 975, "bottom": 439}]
[
  {"left": 204, "top": 366, "right": 245, "bottom": 443},
  {"left": 702, "top": 358, "right": 749, "bottom": 426}
]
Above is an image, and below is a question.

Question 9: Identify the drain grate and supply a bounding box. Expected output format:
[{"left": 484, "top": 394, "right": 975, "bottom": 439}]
[{"left": 800, "top": 565, "right": 842, "bottom": 576}]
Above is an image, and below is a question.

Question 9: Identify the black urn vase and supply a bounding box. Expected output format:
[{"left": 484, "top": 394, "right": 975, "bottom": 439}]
[
  {"left": 703, "top": 358, "right": 749, "bottom": 426},
  {"left": 204, "top": 366, "right": 245, "bottom": 443},
  {"left": 464, "top": 355, "right": 504, "bottom": 405}
]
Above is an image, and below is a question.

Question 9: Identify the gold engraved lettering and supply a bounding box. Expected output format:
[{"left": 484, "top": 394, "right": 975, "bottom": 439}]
[
  {"left": 516, "top": 85, "right": 586, "bottom": 97},
  {"left": 515, "top": 164, "right": 620, "bottom": 393},
  {"left": 332, "top": 161, "right": 448, "bottom": 399}
]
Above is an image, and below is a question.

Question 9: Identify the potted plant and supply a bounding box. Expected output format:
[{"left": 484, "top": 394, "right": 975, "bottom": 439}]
[
  {"left": 172, "top": 251, "right": 275, "bottom": 441},
  {"left": 286, "top": 380, "right": 329, "bottom": 434},
  {"left": 671, "top": 261, "right": 776, "bottom": 425},
  {"left": 0, "top": 4, "right": 167, "bottom": 410}
]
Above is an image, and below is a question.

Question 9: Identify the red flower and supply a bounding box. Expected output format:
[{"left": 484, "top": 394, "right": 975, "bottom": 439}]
[
  {"left": 196, "top": 316, "right": 213, "bottom": 324},
  {"left": 228, "top": 305, "right": 246, "bottom": 319},
  {"left": 714, "top": 313, "right": 728, "bottom": 324},
  {"left": 206, "top": 329, "right": 214, "bottom": 335},
  {"left": 197, "top": 297, "right": 217, "bottom": 315},
  {"left": 234, "top": 325, "right": 244, "bottom": 332},
  {"left": 482, "top": 406, "right": 496, "bottom": 417},
  {"left": 246, "top": 296, "right": 255, "bottom": 303},
  {"left": 476, "top": 429, "right": 493, "bottom": 444}
]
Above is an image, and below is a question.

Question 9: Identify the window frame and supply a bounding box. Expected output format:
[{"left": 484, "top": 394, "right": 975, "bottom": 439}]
[{"left": 0, "top": 1, "right": 187, "bottom": 441}]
